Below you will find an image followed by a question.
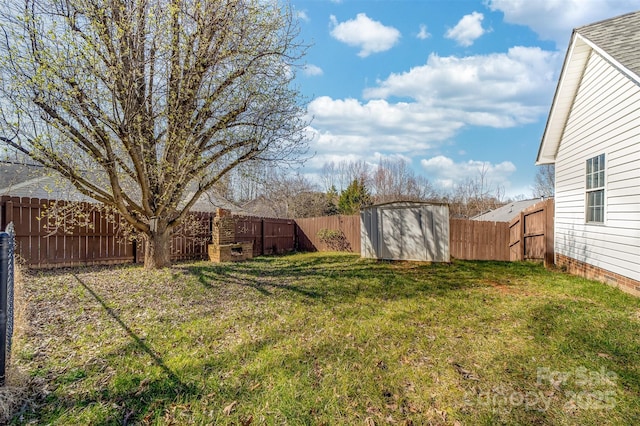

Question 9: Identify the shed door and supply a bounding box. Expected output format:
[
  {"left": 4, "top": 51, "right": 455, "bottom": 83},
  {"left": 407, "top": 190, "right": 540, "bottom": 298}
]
[{"left": 380, "top": 207, "right": 428, "bottom": 261}]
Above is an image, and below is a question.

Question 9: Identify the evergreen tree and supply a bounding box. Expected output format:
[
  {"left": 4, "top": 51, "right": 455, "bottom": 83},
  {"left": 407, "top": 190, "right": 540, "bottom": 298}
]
[
  {"left": 324, "top": 185, "right": 340, "bottom": 215},
  {"left": 338, "top": 179, "right": 372, "bottom": 214}
]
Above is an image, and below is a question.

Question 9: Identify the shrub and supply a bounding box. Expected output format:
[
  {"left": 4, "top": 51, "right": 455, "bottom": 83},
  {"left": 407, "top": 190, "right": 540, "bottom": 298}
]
[{"left": 316, "top": 228, "right": 352, "bottom": 252}]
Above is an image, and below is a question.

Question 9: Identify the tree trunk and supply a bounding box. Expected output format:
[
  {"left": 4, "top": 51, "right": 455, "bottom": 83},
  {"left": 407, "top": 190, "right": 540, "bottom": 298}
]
[{"left": 144, "top": 228, "right": 172, "bottom": 269}]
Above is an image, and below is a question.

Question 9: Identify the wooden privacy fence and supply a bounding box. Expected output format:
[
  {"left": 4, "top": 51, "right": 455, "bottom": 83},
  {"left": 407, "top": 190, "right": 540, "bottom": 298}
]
[
  {"left": 295, "top": 215, "right": 361, "bottom": 253},
  {"left": 449, "top": 199, "right": 554, "bottom": 263},
  {"left": 0, "top": 196, "right": 135, "bottom": 267},
  {"left": 136, "top": 211, "right": 212, "bottom": 264},
  {"left": 450, "top": 219, "right": 510, "bottom": 261},
  {"left": 509, "top": 199, "right": 554, "bottom": 265},
  {"left": 234, "top": 216, "right": 296, "bottom": 257},
  {"left": 0, "top": 196, "right": 296, "bottom": 267},
  {"left": 0, "top": 195, "right": 555, "bottom": 267}
]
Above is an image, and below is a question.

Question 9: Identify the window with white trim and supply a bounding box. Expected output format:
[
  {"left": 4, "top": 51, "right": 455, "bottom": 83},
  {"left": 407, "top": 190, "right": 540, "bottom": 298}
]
[{"left": 586, "top": 153, "right": 605, "bottom": 223}]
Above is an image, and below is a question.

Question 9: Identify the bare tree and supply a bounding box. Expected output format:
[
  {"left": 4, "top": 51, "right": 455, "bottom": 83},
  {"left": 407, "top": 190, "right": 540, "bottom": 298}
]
[
  {"left": 344, "top": 160, "right": 372, "bottom": 190},
  {"left": 0, "top": 0, "right": 308, "bottom": 268},
  {"left": 372, "top": 157, "right": 436, "bottom": 203},
  {"left": 319, "top": 161, "right": 337, "bottom": 193},
  {"left": 533, "top": 164, "right": 555, "bottom": 198},
  {"left": 222, "top": 162, "right": 270, "bottom": 203},
  {"left": 320, "top": 160, "right": 372, "bottom": 193},
  {"left": 256, "top": 169, "right": 317, "bottom": 218},
  {"left": 449, "top": 164, "right": 505, "bottom": 218}
]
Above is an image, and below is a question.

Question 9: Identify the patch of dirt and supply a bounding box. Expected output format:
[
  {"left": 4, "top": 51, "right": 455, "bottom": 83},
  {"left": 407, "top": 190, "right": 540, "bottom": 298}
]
[
  {"left": 389, "top": 260, "right": 432, "bottom": 270},
  {"left": 482, "top": 280, "right": 536, "bottom": 296}
]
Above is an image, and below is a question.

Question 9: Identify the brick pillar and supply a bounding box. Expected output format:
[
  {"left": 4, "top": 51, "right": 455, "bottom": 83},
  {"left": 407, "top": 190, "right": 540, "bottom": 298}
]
[{"left": 212, "top": 208, "right": 235, "bottom": 246}]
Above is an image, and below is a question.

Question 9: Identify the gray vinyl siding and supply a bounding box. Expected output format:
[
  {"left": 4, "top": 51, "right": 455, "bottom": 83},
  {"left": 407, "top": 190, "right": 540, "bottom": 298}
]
[{"left": 555, "top": 50, "right": 640, "bottom": 281}]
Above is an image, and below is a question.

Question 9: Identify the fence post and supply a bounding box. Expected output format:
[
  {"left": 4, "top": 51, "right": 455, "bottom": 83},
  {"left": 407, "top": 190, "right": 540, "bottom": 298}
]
[
  {"left": 519, "top": 211, "right": 526, "bottom": 261},
  {"left": 5, "top": 200, "right": 13, "bottom": 225},
  {"left": 0, "top": 231, "right": 9, "bottom": 386},
  {"left": 6, "top": 223, "right": 14, "bottom": 357},
  {"left": 544, "top": 199, "right": 555, "bottom": 267},
  {"left": 261, "top": 219, "right": 265, "bottom": 256}
]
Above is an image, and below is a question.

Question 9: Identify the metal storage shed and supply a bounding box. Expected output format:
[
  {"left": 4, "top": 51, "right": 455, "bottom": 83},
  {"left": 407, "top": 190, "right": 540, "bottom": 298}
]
[{"left": 360, "top": 202, "right": 450, "bottom": 262}]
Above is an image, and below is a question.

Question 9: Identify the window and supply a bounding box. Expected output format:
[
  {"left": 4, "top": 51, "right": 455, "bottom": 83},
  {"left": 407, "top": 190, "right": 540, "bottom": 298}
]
[{"left": 586, "top": 154, "right": 605, "bottom": 223}]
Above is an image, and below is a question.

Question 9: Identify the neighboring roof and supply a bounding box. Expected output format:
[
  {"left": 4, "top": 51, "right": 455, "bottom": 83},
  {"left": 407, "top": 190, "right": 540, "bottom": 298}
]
[
  {"left": 0, "top": 161, "right": 48, "bottom": 190},
  {"left": 536, "top": 10, "right": 640, "bottom": 165},
  {"left": 1, "top": 162, "right": 245, "bottom": 213},
  {"left": 0, "top": 175, "right": 94, "bottom": 201},
  {"left": 0, "top": 162, "right": 93, "bottom": 201},
  {"left": 188, "top": 190, "right": 245, "bottom": 214},
  {"left": 237, "top": 196, "right": 290, "bottom": 218},
  {"left": 472, "top": 199, "right": 545, "bottom": 223}
]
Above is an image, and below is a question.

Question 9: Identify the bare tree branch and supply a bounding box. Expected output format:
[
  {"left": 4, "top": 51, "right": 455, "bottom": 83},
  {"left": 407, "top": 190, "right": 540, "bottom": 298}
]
[{"left": 0, "top": 0, "right": 309, "bottom": 268}]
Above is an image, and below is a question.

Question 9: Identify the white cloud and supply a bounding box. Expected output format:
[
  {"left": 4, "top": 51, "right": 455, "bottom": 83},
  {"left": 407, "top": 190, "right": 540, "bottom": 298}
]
[
  {"left": 372, "top": 152, "right": 414, "bottom": 164},
  {"left": 304, "top": 47, "right": 560, "bottom": 194},
  {"left": 364, "top": 46, "right": 562, "bottom": 127},
  {"left": 303, "top": 64, "right": 323, "bottom": 76},
  {"left": 296, "top": 10, "right": 309, "bottom": 22},
  {"left": 445, "top": 11, "right": 486, "bottom": 47},
  {"left": 307, "top": 96, "right": 464, "bottom": 151},
  {"left": 420, "top": 155, "right": 517, "bottom": 190},
  {"left": 329, "top": 13, "right": 401, "bottom": 57},
  {"left": 417, "top": 24, "right": 431, "bottom": 40},
  {"left": 486, "top": 0, "right": 640, "bottom": 46}
]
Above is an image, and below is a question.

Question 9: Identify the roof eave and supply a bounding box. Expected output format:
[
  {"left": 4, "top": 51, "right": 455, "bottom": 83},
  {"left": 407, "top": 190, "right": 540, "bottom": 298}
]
[
  {"left": 536, "top": 31, "right": 585, "bottom": 165},
  {"left": 537, "top": 27, "right": 640, "bottom": 166}
]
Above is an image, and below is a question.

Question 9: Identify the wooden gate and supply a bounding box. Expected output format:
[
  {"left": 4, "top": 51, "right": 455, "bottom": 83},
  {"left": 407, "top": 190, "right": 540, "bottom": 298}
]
[{"left": 508, "top": 199, "right": 554, "bottom": 265}]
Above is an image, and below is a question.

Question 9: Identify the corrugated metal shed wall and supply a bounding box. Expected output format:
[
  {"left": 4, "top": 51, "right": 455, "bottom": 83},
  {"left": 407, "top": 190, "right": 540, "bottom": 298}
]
[{"left": 360, "top": 202, "right": 450, "bottom": 262}]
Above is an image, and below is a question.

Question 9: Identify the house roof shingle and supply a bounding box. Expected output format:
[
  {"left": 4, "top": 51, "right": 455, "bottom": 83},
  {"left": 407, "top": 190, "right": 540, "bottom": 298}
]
[{"left": 576, "top": 11, "right": 640, "bottom": 79}]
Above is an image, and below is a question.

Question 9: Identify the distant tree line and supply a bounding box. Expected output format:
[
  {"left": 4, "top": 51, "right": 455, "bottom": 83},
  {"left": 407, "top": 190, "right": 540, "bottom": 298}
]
[
  {"left": 209, "top": 157, "right": 555, "bottom": 219},
  {"left": 2, "top": 149, "right": 555, "bottom": 221}
]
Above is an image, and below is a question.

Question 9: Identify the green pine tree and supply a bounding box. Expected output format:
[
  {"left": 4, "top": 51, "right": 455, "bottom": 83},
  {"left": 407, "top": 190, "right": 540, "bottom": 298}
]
[
  {"left": 338, "top": 179, "right": 372, "bottom": 214},
  {"left": 324, "top": 185, "right": 340, "bottom": 216}
]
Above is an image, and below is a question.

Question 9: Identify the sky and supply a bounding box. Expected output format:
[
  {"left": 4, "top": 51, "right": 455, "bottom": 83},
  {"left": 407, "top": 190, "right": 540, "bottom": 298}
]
[{"left": 290, "top": 0, "right": 640, "bottom": 198}]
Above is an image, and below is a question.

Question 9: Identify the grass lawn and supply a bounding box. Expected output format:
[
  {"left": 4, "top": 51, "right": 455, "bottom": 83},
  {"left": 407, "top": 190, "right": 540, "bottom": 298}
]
[{"left": 5, "top": 252, "right": 640, "bottom": 425}]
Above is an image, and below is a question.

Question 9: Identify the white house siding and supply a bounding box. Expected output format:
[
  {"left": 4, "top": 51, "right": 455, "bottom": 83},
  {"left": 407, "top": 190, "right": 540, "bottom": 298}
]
[{"left": 555, "top": 50, "right": 640, "bottom": 282}]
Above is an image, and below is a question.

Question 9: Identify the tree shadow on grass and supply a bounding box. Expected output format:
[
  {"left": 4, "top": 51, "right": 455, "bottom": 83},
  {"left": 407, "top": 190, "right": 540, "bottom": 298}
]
[
  {"left": 71, "top": 274, "right": 188, "bottom": 390},
  {"left": 179, "top": 254, "right": 534, "bottom": 306},
  {"left": 34, "top": 274, "right": 204, "bottom": 424}
]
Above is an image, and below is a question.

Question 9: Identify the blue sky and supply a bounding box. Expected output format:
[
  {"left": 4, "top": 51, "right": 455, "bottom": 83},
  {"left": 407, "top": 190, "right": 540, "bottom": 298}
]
[{"left": 290, "top": 0, "right": 640, "bottom": 198}]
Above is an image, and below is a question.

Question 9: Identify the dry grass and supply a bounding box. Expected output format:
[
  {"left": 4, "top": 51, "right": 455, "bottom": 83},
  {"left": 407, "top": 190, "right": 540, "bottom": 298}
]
[
  {"left": 5, "top": 253, "right": 640, "bottom": 424},
  {"left": 1, "top": 262, "right": 45, "bottom": 424}
]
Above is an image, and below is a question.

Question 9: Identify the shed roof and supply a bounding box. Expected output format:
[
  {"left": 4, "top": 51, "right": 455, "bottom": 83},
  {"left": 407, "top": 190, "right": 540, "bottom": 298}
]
[
  {"left": 537, "top": 10, "right": 640, "bottom": 165},
  {"left": 361, "top": 201, "right": 448, "bottom": 211}
]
